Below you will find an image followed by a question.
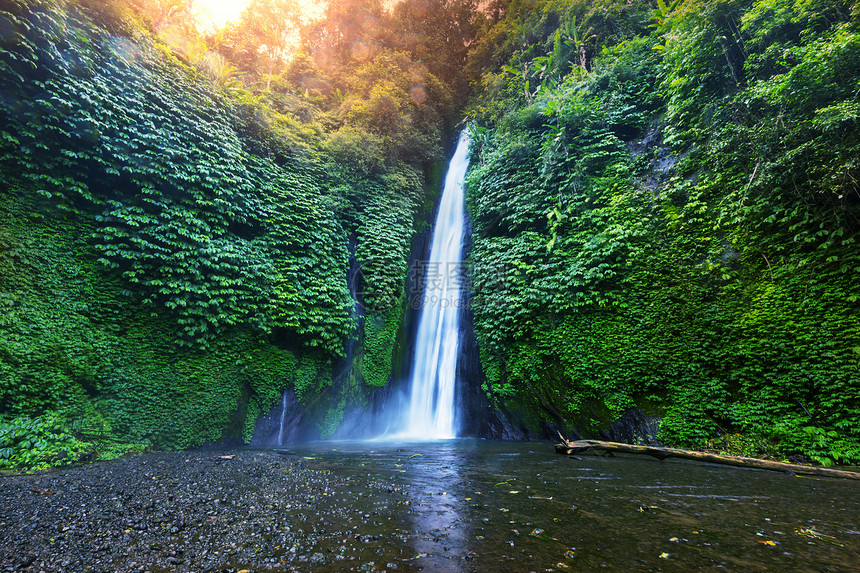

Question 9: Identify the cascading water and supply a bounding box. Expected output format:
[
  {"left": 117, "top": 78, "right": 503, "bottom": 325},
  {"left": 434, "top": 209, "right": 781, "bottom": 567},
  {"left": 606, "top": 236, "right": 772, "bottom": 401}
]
[
  {"left": 393, "top": 130, "right": 471, "bottom": 439},
  {"left": 277, "top": 391, "right": 288, "bottom": 445}
]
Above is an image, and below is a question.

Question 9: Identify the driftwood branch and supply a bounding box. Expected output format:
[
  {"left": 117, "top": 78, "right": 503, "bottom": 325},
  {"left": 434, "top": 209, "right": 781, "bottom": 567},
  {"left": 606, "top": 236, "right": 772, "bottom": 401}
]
[{"left": 555, "top": 439, "right": 860, "bottom": 480}]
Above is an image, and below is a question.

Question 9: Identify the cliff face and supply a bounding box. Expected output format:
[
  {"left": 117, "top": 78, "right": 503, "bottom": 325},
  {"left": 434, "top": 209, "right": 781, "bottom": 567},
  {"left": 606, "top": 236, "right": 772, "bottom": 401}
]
[
  {"left": 0, "top": 0, "right": 450, "bottom": 456},
  {"left": 461, "top": 0, "right": 860, "bottom": 462}
]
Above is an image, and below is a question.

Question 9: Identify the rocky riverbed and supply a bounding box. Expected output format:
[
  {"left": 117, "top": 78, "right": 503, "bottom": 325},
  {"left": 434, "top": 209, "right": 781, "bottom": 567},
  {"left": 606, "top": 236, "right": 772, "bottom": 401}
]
[
  {"left": 2, "top": 441, "right": 859, "bottom": 573},
  {"left": 0, "top": 448, "right": 434, "bottom": 573}
]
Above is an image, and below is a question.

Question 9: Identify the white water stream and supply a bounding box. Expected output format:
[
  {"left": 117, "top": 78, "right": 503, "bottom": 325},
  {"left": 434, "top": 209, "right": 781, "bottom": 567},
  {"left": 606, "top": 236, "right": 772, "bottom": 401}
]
[
  {"left": 277, "top": 391, "right": 288, "bottom": 445},
  {"left": 393, "top": 131, "right": 471, "bottom": 439}
]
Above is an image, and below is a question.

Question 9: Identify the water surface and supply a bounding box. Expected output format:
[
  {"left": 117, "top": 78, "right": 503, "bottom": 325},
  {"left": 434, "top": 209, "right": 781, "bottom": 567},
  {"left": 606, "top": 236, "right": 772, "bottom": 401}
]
[{"left": 277, "top": 439, "right": 859, "bottom": 572}]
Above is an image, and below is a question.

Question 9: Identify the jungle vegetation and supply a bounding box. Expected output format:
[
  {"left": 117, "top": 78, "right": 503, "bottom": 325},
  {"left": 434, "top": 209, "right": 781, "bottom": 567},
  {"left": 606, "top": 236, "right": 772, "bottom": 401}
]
[
  {"left": 464, "top": 0, "right": 860, "bottom": 464},
  {"left": 0, "top": 0, "right": 858, "bottom": 468}
]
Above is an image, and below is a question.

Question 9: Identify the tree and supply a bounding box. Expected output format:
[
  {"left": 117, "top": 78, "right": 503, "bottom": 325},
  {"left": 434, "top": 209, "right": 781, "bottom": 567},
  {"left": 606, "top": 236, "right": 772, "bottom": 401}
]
[
  {"left": 128, "top": 0, "right": 194, "bottom": 28},
  {"left": 390, "top": 0, "right": 479, "bottom": 95},
  {"left": 240, "top": 0, "right": 302, "bottom": 91},
  {"left": 301, "top": 0, "right": 391, "bottom": 67}
]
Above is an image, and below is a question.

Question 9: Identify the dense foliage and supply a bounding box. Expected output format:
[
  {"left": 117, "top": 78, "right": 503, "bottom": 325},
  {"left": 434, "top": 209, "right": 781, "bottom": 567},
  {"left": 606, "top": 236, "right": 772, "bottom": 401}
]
[
  {"left": 1, "top": 0, "right": 857, "bottom": 468},
  {"left": 464, "top": 0, "right": 860, "bottom": 463},
  {"left": 0, "top": 0, "right": 474, "bottom": 464},
  {"left": 0, "top": 412, "right": 88, "bottom": 470}
]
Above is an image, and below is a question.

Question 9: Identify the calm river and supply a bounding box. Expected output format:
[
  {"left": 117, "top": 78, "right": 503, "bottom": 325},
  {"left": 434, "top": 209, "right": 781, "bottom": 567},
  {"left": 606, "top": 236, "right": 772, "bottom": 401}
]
[
  {"left": 276, "top": 439, "right": 860, "bottom": 572},
  {"left": 2, "top": 439, "right": 858, "bottom": 572}
]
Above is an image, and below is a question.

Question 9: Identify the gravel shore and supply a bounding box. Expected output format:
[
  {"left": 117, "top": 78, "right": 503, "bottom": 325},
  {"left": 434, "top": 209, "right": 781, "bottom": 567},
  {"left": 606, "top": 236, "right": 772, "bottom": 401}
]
[{"left": 0, "top": 449, "right": 426, "bottom": 573}]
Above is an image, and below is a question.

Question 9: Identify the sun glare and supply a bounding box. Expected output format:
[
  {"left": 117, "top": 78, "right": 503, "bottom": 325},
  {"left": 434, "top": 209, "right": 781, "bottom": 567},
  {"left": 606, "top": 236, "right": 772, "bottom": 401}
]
[
  {"left": 194, "top": 0, "right": 325, "bottom": 30},
  {"left": 193, "top": 0, "right": 250, "bottom": 29}
]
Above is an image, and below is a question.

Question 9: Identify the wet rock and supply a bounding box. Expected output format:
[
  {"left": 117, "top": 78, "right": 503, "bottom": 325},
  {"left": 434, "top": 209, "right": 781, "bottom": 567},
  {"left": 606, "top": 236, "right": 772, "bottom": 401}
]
[{"left": 599, "top": 408, "right": 660, "bottom": 445}]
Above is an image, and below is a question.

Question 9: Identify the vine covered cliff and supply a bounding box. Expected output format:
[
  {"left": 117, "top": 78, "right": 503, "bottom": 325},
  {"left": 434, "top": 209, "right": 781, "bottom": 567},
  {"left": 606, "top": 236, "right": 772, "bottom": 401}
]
[
  {"left": 463, "top": 0, "right": 860, "bottom": 463},
  {"left": 0, "top": 0, "right": 466, "bottom": 463}
]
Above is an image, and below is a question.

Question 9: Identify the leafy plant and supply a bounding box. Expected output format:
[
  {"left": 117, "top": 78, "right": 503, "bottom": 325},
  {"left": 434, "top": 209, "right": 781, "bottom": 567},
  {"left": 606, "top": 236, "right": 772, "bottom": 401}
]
[
  {"left": 0, "top": 413, "right": 90, "bottom": 471},
  {"left": 801, "top": 427, "right": 860, "bottom": 467}
]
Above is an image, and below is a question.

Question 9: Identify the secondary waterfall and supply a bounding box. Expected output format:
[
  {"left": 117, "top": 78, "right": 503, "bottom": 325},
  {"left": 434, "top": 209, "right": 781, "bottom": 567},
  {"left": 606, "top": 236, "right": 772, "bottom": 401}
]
[
  {"left": 277, "top": 391, "right": 288, "bottom": 445},
  {"left": 395, "top": 130, "right": 471, "bottom": 439}
]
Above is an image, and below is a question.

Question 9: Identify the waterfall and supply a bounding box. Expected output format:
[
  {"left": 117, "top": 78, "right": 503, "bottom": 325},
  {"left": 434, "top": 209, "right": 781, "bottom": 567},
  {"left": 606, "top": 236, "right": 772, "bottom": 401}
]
[
  {"left": 277, "top": 390, "right": 288, "bottom": 445},
  {"left": 395, "top": 130, "right": 471, "bottom": 439}
]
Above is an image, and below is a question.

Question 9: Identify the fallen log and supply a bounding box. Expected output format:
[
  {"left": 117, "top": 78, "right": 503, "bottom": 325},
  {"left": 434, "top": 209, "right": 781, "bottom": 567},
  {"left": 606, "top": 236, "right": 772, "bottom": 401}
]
[{"left": 554, "top": 438, "right": 860, "bottom": 480}]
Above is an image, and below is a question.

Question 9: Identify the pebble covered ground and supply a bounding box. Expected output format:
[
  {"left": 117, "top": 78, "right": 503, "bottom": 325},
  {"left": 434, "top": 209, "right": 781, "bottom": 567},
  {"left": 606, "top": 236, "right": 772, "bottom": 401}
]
[{"left": 0, "top": 449, "right": 457, "bottom": 573}]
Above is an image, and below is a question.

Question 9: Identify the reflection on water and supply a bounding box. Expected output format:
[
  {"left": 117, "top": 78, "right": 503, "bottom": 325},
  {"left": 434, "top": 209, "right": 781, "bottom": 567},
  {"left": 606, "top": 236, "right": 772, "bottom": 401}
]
[
  {"left": 272, "top": 439, "right": 860, "bottom": 572},
  {"left": 403, "top": 445, "right": 471, "bottom": 572}
]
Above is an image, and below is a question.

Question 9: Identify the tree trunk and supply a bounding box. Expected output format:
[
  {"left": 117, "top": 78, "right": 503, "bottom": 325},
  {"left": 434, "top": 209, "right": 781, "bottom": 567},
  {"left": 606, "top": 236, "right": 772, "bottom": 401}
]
[{"left": 555, "top": 438, "right": 860, "bottom": 480}]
